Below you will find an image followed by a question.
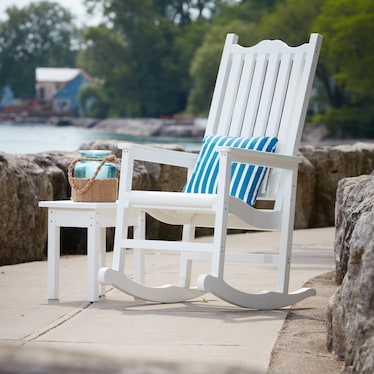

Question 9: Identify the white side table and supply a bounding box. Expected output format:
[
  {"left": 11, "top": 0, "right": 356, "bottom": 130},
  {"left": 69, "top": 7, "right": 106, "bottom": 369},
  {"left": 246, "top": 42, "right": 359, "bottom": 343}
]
[{"left": 39, "top": 200, "right": 117, "bottom": 302}]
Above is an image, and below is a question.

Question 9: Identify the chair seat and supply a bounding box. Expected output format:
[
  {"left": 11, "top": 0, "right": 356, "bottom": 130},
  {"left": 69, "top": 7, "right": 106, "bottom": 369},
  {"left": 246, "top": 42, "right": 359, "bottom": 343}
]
[
  {"left": 126, "top": 190, "right": 281, "bottom": 230},
  {"left": 127, "top": 190, "right": 218, "bottom": 211}
]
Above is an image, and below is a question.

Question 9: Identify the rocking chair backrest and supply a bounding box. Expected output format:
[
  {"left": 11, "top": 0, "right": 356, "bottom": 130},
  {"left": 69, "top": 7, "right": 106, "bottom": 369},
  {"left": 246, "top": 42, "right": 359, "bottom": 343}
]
[
  {"left": 204, "top": 33, "right": 322, "bottom": 199},
  {"left": 206, "top": 33, "right": 321, "bottom": 155}
]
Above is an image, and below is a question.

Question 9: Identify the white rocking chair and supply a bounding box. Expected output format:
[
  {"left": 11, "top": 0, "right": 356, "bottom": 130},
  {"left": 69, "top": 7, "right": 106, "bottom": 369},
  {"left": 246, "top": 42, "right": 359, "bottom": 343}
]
[{"left": 99, "top": 33, "right": 322, "bottom": 309}]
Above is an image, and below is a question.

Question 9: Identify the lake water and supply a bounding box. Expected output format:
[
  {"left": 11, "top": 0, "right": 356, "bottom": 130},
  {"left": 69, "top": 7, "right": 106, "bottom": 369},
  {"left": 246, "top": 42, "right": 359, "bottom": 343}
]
[{"left": 0, "top": 122, "right": 202, "bottom": 154}]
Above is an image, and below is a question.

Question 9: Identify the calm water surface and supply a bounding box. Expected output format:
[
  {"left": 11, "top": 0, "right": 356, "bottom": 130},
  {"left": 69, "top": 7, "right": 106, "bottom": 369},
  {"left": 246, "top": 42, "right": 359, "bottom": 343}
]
[{"left": 0, "top": 122, "right": 201, "bottom": 154}]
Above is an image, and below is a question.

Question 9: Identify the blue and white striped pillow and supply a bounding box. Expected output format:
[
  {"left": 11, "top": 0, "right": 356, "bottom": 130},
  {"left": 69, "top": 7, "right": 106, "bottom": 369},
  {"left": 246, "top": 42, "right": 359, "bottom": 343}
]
[{"left": 183, "top": 134, "right": 278, "bottom": 206}]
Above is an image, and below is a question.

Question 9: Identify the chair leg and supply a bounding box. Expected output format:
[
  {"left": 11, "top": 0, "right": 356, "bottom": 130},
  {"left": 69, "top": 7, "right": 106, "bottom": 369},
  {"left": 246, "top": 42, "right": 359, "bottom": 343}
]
[
  {"left": 111, "top": 205, "right": 127, "bottom": 273},
  {"left": 179, "top": 224, "right": 194, "bottom": 288},
  {"left": 210, "top": 204, "right": 229, "bottom": 280},
  {"left": 277, "top": 223, "right": 292, "bottom": 294},
  {"left": 276, "top": 170, "right": 297, "bottom": 294}
]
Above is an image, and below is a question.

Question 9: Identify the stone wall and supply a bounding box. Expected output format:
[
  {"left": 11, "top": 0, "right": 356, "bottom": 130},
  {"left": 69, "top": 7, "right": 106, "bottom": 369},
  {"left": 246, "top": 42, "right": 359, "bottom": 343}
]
[
  {"left": 0, "top": 152, "right": 70, "bottom": 265},
  {"left": 327, "top": 174, "right": 374, "bottom": 374},
  {"left": 299, "top": 143, "right": 374, "bottom": 227},
  {"left": 0, "top": 141, "right": 373, "bottom": 266}
]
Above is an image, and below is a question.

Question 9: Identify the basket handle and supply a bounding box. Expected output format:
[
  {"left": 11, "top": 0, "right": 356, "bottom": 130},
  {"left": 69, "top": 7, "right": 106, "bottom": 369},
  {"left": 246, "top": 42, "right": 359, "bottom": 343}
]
[{"left": 68, "top": 154, "right": 116, "bottom": 194}]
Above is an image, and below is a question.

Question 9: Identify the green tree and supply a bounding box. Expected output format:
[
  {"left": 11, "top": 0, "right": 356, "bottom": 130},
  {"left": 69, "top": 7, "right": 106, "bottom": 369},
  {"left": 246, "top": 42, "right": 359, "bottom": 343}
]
[
  {"left": 189, "top": 0, "right": 374, "bottom": 137},
  {"left": 188, "top": 21, "right": 255, "bottom": 115},
  {"left": 253, "top": 0, "right": 337, "bottom": 115},
  {"left": 249, "top": 0, "right": 374, "bottom": 137},
  {"left": 80, "top": 0, "right": 222, "bottom": 117},
  {"left": 78, "top": 25, "right": 132, "bottom": 116},
  {"left": 187, "top": 0, "right": 276, "bottom": 114},
  {"left": 314, "top": 0, "right": 374, "bottom": 98},
  {"left": 79, "top": 81, "right": 110, "bottom": 118},
  {"left": 255, "top": 0, "right": 346, "bottom": 114},
  {"left": 153, "top": 0, "right": 224, "bottom": 26},
  {"left": 79, "top": 17, "right": 182, "bottom": 117},
  {"left": 0, "top": 1, "right": 80, "bottom": 98},
  {"left": 313, "top": 0, "right": 374, "bottom": 137},
  {"left": 255, "top": 0, "right": 325, "bottom": 44}
]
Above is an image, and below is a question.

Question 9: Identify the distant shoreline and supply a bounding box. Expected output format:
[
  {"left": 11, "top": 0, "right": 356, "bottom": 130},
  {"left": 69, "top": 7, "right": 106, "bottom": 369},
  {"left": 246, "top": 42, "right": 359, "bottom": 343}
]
[
  {"left": 0, "top": 114, "right": 98, "bottom": 128},
  {"left": 0, "top": 116, "right": 207, "bottom": 138},
  {"left": 1, "top": 115, "right": 373, "bottom": 147}
]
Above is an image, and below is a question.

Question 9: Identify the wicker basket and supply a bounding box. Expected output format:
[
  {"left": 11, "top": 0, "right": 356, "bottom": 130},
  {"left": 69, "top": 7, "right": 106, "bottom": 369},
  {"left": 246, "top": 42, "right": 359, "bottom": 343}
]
[{"left": 68, "top": 155, "right": 118, "bottom": 202}]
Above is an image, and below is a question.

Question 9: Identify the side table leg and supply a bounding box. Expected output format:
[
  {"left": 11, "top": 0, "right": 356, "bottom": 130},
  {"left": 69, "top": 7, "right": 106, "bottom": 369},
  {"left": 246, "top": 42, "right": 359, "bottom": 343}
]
[
  {"left": 99, "top": 227, "right": 106, "bottom": 296},
  {"left": 47, "top": 209, "right": 60, "bottom": 300},
  {"left": 87, "top": 212, "right": 100, "bottom": 302}
]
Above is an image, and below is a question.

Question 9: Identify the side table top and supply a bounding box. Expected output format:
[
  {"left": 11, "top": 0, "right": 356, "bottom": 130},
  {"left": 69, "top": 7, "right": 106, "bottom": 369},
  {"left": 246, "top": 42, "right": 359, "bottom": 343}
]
[{"left": 39, "top": 200, "right": 117, "bottom": 210}]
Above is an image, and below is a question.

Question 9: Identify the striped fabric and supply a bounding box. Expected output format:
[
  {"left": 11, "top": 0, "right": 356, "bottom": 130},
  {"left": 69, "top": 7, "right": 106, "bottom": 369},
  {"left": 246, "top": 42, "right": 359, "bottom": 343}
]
[{"left": 183, "top": 134, "right": 278, "bottom": 206}]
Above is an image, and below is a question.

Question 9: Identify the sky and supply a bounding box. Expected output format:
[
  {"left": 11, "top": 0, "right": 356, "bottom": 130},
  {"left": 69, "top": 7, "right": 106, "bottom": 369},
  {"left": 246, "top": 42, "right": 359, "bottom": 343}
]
[{"left": 0, "top": 0, "right": 101, "bottom": 25}]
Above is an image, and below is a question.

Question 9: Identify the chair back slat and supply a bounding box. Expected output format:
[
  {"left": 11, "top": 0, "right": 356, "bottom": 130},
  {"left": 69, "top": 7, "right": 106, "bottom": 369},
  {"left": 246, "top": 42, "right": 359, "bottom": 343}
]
[
  {"left": 218, "top": 53, "right": 246, "bottom": 136},
  {"left": 205, "top": 34, "right": 239, "bottom": 136},
  {"left": 229, "top": 54, "right": 256, "bottom": 136},
  {"left": 241, "top": 53, "right": 268, "bottom": 137},
  {"left": 276, "top": 52, "right": 306, "bottom": 154},
  {"left": 252, "top": 53, "right": 281, "bottom": 138},
  {"left": 265, "top": 53, "right": 293, "bottom": 138}
]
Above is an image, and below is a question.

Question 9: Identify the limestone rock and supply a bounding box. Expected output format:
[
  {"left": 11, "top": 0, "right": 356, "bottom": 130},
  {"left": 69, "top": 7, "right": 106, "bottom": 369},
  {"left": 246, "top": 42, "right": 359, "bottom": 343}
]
[
  {"left": 92, "top": 118, "right": 205, "bottom": 138},
  {"left": 327, "top": 211, "right": 374, "bottom": 373},
  {"left": 300, "top": 143, "right": 374, "bottom": 227},
  {"left": 334, "top": 174, "right": 374, "bottom": 284},
  {"left": 295, "top": 154, "right": 316, "bottom": 229},
  {"left": 33, "top": 151, "right": 77, "bottom": 200},
  {"left": 93, "top": 118, "right": 163, "bottom": 136},
  {"left": 0, "top": 153, "right": 52, "bottom": 264}
]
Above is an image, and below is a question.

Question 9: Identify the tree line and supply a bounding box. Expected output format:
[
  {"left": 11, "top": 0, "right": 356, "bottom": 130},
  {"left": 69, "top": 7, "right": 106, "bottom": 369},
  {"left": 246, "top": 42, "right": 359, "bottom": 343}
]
[{"left": 0, "top": 0, "right": 373, "bottom": 138}]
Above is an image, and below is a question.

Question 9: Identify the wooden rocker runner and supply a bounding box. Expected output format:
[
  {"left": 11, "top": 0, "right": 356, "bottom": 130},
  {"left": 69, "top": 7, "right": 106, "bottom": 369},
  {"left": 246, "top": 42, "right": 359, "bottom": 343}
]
[{"left": 99, "top": 33, "right": 322, "bottom": 309}]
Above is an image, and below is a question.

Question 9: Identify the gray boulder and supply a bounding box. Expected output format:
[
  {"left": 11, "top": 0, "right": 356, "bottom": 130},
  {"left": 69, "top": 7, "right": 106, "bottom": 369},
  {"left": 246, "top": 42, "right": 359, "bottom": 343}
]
[
  {"left": 0, "top": 153, "right": 55, "bottom": 264},
  {"left": 327, "top": 211, "right": 374, "bottom": 373},
  {"left": 300, "top": 143, "right": 374, "bottom": 227},
  {"left": 334, "top": 174, "right": 374, "bottom": 284},
  {"left": 295, "top": 154, "right": 316, "bottom": 229}
]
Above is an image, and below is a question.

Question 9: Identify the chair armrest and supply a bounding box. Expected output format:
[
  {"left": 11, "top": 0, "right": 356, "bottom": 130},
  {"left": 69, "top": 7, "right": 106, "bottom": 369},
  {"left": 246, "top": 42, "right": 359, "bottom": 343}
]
[
  {"left": 216, "top": 146, "right": 300, "bottom": 170},
  {"left": 118, "top": 142, "right": 198, "bottom": 169}
]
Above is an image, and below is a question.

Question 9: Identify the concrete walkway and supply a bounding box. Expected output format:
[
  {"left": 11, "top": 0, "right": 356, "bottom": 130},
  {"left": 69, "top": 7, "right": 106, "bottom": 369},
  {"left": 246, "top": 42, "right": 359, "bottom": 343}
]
[{"left": 0, "top": 227, "right": 335, "bottom": 373}]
